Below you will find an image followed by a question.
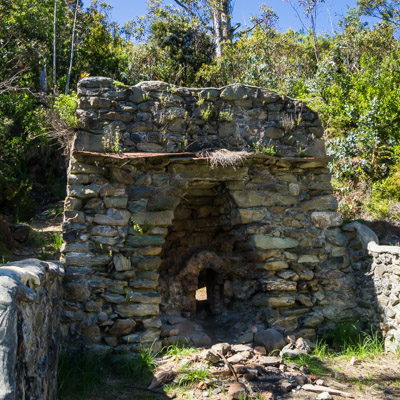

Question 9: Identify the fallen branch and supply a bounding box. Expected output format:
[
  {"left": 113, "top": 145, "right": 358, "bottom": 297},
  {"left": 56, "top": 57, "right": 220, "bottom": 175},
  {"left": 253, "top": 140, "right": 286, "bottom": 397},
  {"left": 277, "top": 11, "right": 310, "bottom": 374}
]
[
  {"left": 148, "top": 369, "right": 174, "bottom": 390},
  {"left": 210, "top": 350, "right": 238, "bottom": 382},
  {"left": 302, "top": 384, "right": 354, "bottom": 398}
]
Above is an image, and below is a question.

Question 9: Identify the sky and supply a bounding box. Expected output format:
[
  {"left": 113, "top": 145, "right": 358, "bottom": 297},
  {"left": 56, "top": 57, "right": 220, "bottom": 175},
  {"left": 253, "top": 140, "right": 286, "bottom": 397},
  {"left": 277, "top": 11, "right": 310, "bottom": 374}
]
[{"left": 83, "top": 0, "right": 375, "bottom": 34}]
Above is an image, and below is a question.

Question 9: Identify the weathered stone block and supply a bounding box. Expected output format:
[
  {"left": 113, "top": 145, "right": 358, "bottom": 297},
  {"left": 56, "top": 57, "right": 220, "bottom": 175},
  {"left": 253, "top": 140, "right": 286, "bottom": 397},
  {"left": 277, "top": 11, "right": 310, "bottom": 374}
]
[
  {"left": 113, "top": 254, "right": 131, "bottom": 272},
  {"left": 65, "top": 252, "right": 112, "bottom": 267},
  {"left": 104, "top": 197, "right": 128, "bottom": 209},
  {"left": 100, "top": 184, "right": 126, "bottom": 197},
  {"left": 237, "top": 209, "right": 265, "bottom": 224},
  {"left": 311, "top": 211, "right": 343, "bottom": 228},
  {"left": 125, "top": 291, "right": 161, "bottom": 304},
  {"left": 115, "top": 303, "right": 159, "bottom": 318},
  {"left": 129, "top": 278, "right": 158, "bottom": 289},
  {"left": 63, "top": 281, "right": 90, "bottom": 301},
  {"left": 298, "top": 195, "right": 337, "bottom": 211},
  {"left": 68, "top": 184, "right": 101, "bottom": 199},
  {"left": 261, "top": 278, "right": 297, "bottom": 291},
  {"left": 94, "top": 209, "right": 131, "bottom": 226},
  {"left": 132, "top": 211, "right": 174, "bottom": 226},
  {"left": 126, "top": 235, "right": 165, "bottom": 247},
  {"left": 249, "top": 235, "right": 299, "bottom": 250},
  {"left": 109, "top": 319, "right": 137, "bottom": 336},
  {"left": 252, "top": 293, "right": 295, "bottom": 307},
  {"left": 101, "top": 293, "right": 125, "bottom": 304},
  {"left": 91, "top": 225, "right": 118, "bottom": 237},
  {"left": 258, "top": 260, "right": 289, "bottom": 271},
  {"left": 298, "top": 255, "right": 319, "bottom": 263},
  {"left": 232, "top": 191, "right": 297, "bottom": 208}
]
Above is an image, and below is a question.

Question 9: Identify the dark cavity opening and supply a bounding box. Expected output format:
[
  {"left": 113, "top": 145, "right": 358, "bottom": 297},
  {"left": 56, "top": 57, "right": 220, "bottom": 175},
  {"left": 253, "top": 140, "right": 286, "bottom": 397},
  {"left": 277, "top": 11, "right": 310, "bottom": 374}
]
[{"left": 196, "top": 268, "right": 222, "bottom": 317}]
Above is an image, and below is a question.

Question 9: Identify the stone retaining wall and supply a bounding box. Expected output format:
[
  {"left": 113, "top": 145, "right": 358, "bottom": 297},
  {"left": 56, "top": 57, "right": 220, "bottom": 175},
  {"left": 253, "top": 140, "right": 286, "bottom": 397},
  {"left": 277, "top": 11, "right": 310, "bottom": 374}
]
[
  {"left": 368, "top": 241, "right": 400, "bottom": 352},
  {"left": 0, "top": 259, "right": 64, "bottom": 400}
]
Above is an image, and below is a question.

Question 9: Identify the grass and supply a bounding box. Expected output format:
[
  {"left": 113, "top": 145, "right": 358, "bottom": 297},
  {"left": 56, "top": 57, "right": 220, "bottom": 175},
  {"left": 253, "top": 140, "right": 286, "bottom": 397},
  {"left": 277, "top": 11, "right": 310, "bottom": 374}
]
[
  {"left": 322, "top": 321, "right": 385, "bottom": 360},
  {"left": 339, "top": 331, "right": 384, "bottom": 359},
  {"left": 112, "top": 342, "right": 159, "bottom": 385},
  {"left": 177, "top": 365, "right": 212, "bottom": 387},
  {"left": 58, "top": 352, "right": 109, "bottom": 399},
  {"left": 283, "top": 321, "right": 385, "bottom": 379},
  {"left": 283, "top": 353, "right": 329, "bottom": 376},
  {"left": 30, "top": 229, "right": 63, "bottom": 260},
  {"left": 58, "top": 345, "right": 159, "bottom": 399},
  {"left": 162, "top": 344, "right": 198, "bottom": 358}
]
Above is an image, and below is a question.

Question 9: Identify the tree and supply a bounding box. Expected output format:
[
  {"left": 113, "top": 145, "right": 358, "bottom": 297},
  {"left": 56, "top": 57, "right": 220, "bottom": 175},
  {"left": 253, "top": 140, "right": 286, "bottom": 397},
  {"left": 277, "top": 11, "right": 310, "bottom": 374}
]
[
  {"left": 65, "top": 0, "right": 79, "bottom": 95},
  {"left": 53, "top": 0, "right": 57, "bottom": 95},
  {"left": 285, "top": 0, "right": 325, "bottom": 61},
  {"left": 167, "top": 0, "right": 274, "bottom": 57},
  {"left": 169, "top": 0, "right": 233, "bottom": 57},
  {"left": 358, "top": 0, "right": 400, "bottom": 26}
]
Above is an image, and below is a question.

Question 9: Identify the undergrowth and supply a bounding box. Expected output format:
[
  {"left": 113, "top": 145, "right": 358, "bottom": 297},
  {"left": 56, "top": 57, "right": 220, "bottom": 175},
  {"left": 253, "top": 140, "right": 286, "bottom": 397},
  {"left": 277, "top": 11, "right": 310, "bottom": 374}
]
[
  {"left": 58, "top": 345, "right": 159, "bottom": 399},
  {"left": 58, "top": 352, "right": 109, "bottom": 399}
]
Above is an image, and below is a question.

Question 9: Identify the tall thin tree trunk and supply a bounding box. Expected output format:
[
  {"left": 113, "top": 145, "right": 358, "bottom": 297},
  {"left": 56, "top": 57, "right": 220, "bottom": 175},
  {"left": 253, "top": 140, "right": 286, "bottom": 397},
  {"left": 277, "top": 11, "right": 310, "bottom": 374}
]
[
  {"left": 212, "top": 0, "right": 232, "bottom": 58},
  {"left": 65, "top": 0, "right": 79, "bottom": 95},
  {"left": 220, "top": 0, "right": 232, "bottom": 42},
  {"left": 53, "top": 0, "right": 57, "bottom": 97},
  {"left": 310, "top": 12, "right": 320, "bottom": 63},
  {"left": 213, "top": 8, "right": 223, "bottom": 58}
]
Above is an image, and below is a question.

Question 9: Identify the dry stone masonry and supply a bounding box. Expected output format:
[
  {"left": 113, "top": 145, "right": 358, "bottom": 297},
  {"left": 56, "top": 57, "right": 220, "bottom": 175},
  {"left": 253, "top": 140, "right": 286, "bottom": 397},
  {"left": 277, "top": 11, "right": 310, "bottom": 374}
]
[
  {"left": 74, "top": 77, "right": 325, "bottom": 156},
  {"left": 60, "top": 77, "right": 393, "bottom": 354},
  {"left": 0, "top": 259, "right": 64, "bottom": 400},
  {"left": 368, "top": 241, "right": 400, "bottom": 352}
]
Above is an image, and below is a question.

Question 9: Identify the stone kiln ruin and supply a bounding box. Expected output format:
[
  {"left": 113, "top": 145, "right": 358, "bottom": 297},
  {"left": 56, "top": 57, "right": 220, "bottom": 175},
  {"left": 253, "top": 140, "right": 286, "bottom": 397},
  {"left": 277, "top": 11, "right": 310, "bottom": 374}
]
[{"left": 61, "top": 77, "right": 358, "bottom": 353}]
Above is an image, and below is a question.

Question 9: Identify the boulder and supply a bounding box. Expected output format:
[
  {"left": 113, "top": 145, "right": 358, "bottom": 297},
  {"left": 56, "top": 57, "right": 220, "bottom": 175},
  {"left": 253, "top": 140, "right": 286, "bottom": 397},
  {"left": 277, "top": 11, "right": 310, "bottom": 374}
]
[{"left": 254, "top": 328, "right": 286, "bottom": 353}]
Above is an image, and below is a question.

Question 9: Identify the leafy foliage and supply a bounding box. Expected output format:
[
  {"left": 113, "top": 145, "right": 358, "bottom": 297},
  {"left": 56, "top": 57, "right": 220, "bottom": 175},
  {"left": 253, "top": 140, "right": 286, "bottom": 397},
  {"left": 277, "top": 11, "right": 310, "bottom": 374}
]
[{"left": 2, "top": 0, "right": 400, "bottom": 221}]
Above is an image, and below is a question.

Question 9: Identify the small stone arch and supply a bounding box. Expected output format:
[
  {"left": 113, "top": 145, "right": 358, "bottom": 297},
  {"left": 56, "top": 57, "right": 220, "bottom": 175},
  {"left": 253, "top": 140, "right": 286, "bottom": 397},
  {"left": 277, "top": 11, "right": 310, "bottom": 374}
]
[{"left": 177, "top": 251, "right": 225, "bottom": 316}]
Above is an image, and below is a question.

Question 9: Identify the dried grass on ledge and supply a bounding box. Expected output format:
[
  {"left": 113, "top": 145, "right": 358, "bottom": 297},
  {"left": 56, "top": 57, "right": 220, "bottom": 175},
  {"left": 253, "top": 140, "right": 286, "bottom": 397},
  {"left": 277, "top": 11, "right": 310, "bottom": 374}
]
[{"left": 197, "top": 149, "right": 249, "bottom": 169}]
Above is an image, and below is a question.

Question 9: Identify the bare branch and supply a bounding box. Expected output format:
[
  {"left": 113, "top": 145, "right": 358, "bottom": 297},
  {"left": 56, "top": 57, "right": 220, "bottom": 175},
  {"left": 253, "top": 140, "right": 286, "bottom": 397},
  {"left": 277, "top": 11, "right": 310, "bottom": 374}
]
[
  {"left": 0, "top": 68, "right": 29, "bottom": 95},
  {"left": 172, "top": 0, "right": 214, "bottom": 32},
  {"left": 43, "top": 111, "right": 76, "bottom": 159}
]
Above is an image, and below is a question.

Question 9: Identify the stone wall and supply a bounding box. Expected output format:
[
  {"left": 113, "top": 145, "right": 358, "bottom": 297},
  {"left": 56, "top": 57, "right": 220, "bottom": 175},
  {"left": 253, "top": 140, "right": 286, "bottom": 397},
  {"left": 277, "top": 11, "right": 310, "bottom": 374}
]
[
  {"left": 0, "top": 259, "right": 64, "bottom": 400},
  {"left": 62, "top": 152, "right": 354, "bottom": 353},
  {"left": 368, "top": 241, "right": 400, "bottom": 352},
  {"left": 75, "top": 77, "right": 325, "bottom": 157},
  {"left": 61, "top": 77, "right": 377, "bottom": 353}
]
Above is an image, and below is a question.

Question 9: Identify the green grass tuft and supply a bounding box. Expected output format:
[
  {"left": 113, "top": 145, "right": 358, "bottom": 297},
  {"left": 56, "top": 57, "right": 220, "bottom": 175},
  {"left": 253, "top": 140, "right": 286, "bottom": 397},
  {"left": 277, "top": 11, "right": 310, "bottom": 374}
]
[
  {"left": 283, "top": 354, "right": 329, "bottom": 376},
  {"left": 177, "top": 365, "right": 211, "bottom": 387},
  {"left": 162, "top": 344, "right": 198, "bottom": 358},
  {"left": 112, "top": 344, "right": 158, "bottom": 385},
  {"left": 314, "top": 321, "right": 385, "bottom": 361}
]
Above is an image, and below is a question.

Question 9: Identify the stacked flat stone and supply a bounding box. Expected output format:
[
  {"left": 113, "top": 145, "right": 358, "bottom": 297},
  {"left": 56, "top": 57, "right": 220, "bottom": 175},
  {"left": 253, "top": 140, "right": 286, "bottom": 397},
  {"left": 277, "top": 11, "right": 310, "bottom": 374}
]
[
  {"left": 75, "top": 77, "right": 325, "bottom": 156},
  {"left": 62, "top": 77, "right": 373, "bottom": 354},
  {"left": 368, "top": 242, "right": 400, "bottom": 352},
  {"left": 0, "top": 259, "right": 64, "bottom": 400}
]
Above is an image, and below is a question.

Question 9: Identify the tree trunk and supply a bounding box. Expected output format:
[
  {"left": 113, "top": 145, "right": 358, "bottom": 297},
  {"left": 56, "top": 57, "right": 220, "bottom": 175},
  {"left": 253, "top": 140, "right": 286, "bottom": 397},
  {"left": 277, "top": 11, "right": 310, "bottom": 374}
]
[
  {"left": 53, "top": 0, "right": 57, "bottom": 96},
  {"left": 65, "top": 0, "right": 79, "bottom": 95},
  {"left": 212, "top": 7, "right": 223, "bottom": 58},
  {"left": 211, "top": 0, "right": 232, "bottom": 58}
]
